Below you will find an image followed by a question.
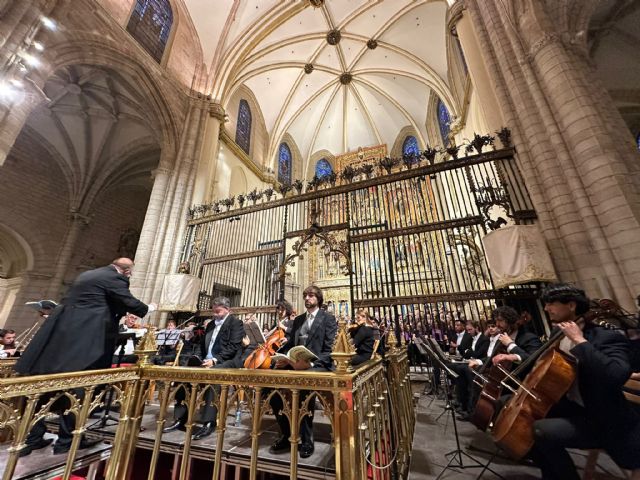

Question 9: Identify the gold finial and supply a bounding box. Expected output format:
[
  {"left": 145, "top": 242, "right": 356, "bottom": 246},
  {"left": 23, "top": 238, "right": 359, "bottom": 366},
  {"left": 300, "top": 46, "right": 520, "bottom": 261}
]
[
  {"left": 386, "top": 326, "right": 399, "bottom": 353},
  {"left": 134, "top": 326, "right": 158, "bottom": 366},
  {"left": 331, "top": 317, "right": 356, "bottom": 373}
]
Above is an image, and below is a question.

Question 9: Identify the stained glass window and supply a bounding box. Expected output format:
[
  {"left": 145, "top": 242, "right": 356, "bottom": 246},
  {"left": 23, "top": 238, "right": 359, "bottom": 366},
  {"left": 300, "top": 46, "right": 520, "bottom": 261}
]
[
  {"left": 126, "top": 0, "right": 173, "bottom": 63},
  {"left": 236, "top": 99, "right": 252, "bottom": 155},
  {"left": 278, "top": 143, "right": 292, "bottom": 185},
  {"left": 437, "top": 99, "right": 451, "bottom": 145},
  {"left": 315, "top": 158, "right": 333, "bottom": 179},
  {"left": 402, "top": 136, "right": 419, "bottom": 158},
  {"left": 637, "top": 132, "right": 640, "bottom": 151}
]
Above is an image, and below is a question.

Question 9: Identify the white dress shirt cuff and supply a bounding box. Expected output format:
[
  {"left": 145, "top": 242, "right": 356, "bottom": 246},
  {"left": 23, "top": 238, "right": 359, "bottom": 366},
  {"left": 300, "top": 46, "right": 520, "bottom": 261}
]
[{"left": 147, "top": 304, "right": 156, "bottom": 313}]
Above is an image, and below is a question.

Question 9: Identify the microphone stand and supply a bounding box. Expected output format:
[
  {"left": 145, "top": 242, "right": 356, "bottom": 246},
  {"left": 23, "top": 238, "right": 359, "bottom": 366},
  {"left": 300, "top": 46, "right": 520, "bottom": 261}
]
[{"left": 422, "top": 341, "right": 504, "bottom": 480}]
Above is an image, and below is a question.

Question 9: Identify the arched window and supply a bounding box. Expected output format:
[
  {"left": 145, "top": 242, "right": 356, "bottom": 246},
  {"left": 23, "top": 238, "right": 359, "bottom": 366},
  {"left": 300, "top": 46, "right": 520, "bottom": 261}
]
[
  {"left": 236, "top": 99, "right": 252, "bottom": 155},
  {"left": 637, "top": 132, "right": 640, "bottom": 151},
  {"left": 437, "top": 99, "right": 451, "bottom": 145},
  {"left": 126, "top": 0, "right": 173, "bottom": 63},
  {"left": 278, "top": 143, "right": 292, "bottom": 185},
  {"left": 315, "top": 158, "right": 333, "bottom": 179},
  {"left": 402, "top": 136, "right": 420, "bottom": 158}
]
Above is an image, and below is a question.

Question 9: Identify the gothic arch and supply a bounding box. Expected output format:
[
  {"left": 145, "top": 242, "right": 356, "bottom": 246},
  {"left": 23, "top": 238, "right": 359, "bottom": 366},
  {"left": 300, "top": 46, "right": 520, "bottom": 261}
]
[
  {"left": 307, "top": 150, "right": 336, "bottom": 181},
  {"left": 0, "top": 224, "right": 34, "bottom": 328},
  {"left": 391, "top": 126, "right": 423, "bottom": 158},
  {"left": 42, "top": 38, "right": 185, "bottom": 162},
  {"left": 225, "top": 84, "right": 268, "bottom": 166}
]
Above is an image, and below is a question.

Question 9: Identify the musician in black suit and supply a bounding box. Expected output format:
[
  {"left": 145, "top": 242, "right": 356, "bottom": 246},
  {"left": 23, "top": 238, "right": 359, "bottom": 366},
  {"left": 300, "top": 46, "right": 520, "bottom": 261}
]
[
  {"left": 350, "top": 309, "right": 376, "bottom": 367},
  {"left": 15, "top": 258, "right": 153, "bottom": 456},
  {"left": 269, "top": 286, "right": 337, "bottom": 459},
  {"left": 529, "top": 284, "right": 640, "bottom": 480},
  {"left": 429, "top": 320, "right": 472, "bottom": 395},
  {"left": 164, "top": 297, "right": 244, "bottom": 440},
  {"left": 451, "top": 320, "right": 489, "bottom": 418}
]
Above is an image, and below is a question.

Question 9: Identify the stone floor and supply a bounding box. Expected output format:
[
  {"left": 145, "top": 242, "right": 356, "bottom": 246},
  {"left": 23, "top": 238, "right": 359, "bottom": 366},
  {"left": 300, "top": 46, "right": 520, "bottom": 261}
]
[{"left": 407, "top": 372, "right": 627, "bottom": 480}]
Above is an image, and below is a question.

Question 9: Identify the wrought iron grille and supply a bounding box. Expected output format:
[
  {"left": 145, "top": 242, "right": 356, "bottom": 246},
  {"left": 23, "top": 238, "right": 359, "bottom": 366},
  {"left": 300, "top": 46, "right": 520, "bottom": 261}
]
[{"left": 183, "top": 133, "right": 540, "bottom": 329}]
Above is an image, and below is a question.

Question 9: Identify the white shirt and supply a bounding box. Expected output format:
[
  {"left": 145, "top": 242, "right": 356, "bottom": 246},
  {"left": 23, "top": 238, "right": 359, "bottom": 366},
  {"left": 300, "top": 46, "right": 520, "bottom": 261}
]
[
  {"left": 306, "top": 307, "right": 319, "bottom": 329},
  {"left": 486, "top": 334, "right": 500, "bottom": 358},
  {"left": 471, "top": 333, "right": 481, "bottom": 351},
  {"left": 206, "top": 314, "right": 228, "bottom": 361}
]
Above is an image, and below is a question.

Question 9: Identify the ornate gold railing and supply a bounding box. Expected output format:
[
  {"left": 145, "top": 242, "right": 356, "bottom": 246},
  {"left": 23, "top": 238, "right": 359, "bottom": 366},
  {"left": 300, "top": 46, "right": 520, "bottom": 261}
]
[{"left": 0, "top": 341, "right": 414, "bottom": 480}]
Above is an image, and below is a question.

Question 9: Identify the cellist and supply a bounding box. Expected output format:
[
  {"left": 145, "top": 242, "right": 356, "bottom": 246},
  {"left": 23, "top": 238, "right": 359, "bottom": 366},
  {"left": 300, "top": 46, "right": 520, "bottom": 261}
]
[{"left": 528, "top": 284, "right": 640, "bottom": 480}]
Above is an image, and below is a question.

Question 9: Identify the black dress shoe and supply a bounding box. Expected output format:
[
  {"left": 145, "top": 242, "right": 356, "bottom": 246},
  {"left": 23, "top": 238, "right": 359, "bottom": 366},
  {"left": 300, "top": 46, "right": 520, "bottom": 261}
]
[
  {"left": 163, "top": 421, "right": 186, "bottom": 433},
  {"left": 299, "top": 443, "right": 314, "bottom": 458},
  {"left": 269, "top": 436, "right": 289, "bottom": 454},
  {"left": 192, "top": 422, "right": 215, "bottom": 440},
  {"left": 457, "top": 412, "right": 471, "bottom": 422},
  {"left": 53, "top": 437, "right": 102, "bottom": 455},
  {"left": 18, "top": 438, "right": 53, "bottom": 457}
]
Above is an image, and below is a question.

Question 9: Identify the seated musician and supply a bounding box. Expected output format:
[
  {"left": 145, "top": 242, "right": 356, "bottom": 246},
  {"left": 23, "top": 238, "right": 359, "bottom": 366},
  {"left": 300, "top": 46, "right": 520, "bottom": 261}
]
[
  {"left": 276, "top": 299, "right": 295, "bottom": 332},
  {"left": 152, "top": 319, "right": 182, "bottom": 364},
  {"left": 232, "top": 313, "right": 265, "bottom": 367},
  {"left": 350, "top": 309, "right": 376, "bottom": 367},
  {"left": 0, "top": 329, "right": 18, "bottom": 358},
  {"left": 528, "top": 284, "right": 640, "bottom": 480},
  {"left": 429, "top": 319, "right": 472, "bottom": 394},
  {"left": 163, "top": 297, "right": 244, "bottom": 440},
  {"left": 449, "top": 320, "right": 490, "bottom": 420},
  {"left": 112, "top": 313, "right": 147, "bottom": 364},
  {"left": 269, "top": 286, "right": 337, "bottom": 459}
]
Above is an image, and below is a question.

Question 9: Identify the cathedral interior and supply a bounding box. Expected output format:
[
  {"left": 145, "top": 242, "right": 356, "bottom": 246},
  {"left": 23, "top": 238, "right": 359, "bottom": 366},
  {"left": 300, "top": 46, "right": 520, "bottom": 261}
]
[{"left": 0, "top": 0, "right": 639, "bottom": 479}]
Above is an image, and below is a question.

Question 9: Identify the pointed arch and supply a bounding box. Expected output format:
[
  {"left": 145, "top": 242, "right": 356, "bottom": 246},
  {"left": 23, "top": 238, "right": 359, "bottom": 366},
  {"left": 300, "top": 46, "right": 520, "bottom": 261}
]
[
  {"left": 126, "top": 0, "right": 174, "bottom": 63},
  {"left": 236, "top": 99, "right": 252, "bottom": 155}
]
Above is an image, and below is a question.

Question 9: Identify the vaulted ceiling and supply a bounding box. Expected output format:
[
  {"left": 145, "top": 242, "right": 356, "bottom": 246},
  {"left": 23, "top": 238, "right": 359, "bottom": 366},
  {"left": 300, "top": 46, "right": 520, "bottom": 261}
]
[
  {"left": 21, "top": 65, "right": 160, "bottom": 213},
  {"left": 184, "top": 0, "right": 454, "bottom": 165}
]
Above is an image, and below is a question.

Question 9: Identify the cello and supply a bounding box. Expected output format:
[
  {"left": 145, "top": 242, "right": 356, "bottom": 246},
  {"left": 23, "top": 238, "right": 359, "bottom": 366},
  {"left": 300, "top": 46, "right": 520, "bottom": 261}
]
[
  {"left": 243, "top": 324, "right": 287, "bottom": 369},
  {"left": 469, "top": 323, "right": 517, "bottom": 431},
  {"left": 491, "top": 301, "right": 619, "bottom": 460}
]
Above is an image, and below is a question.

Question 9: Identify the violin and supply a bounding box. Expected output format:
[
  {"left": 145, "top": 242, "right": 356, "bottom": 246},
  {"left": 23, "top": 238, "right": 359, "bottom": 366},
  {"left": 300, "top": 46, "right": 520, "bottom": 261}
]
[{"left": 243, "top": 324, "right": 287, "bottom": 369}]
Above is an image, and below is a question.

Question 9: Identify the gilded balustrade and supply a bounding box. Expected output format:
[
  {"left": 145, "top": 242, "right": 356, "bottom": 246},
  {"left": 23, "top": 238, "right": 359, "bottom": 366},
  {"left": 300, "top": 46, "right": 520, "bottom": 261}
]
[{"left": 0, "top": 346, "right": 414, "bottom": 480}]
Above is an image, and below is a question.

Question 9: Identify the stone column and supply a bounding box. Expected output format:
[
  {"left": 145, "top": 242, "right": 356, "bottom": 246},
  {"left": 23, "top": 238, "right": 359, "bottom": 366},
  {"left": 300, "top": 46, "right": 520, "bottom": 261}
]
[
  {"left": 447, "top": 1, "right": 505, "bottom": 133},
  {"left": 131, "top": 98, "right": 209, "bottom": 321},
  {"left": 45, "top": 211, "right": 90, "bottom": 298},
  {"left": 464, "top": 0, "right": 640, "bottom": 309},
  {"left": 191, "top": 101, "right": 225, "bottom": 205}
]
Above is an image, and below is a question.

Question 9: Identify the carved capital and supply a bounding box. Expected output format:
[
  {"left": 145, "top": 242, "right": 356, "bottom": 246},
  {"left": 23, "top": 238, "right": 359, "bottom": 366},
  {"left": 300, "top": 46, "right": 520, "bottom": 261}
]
[
  {"left": 447, "top": 0, "right": 466, "bottom": 33},
  {"left": 528, "top": 32, "right": 560, "bottom": 60},
  {"left": 208, "top": 102, "right": 226, "bottom": 121}
]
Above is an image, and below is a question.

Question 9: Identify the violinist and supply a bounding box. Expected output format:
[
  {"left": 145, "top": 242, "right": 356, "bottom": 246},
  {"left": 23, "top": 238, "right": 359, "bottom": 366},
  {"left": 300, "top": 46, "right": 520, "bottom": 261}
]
[
  {"left": 528, "top": 284, "right": 640, "bottom": 480},
  {"left": 276, "top": 299, "right": 294, "bottom": 332},
  {"left": 350, "top": 309, "right": 376, "bottom": 367}
]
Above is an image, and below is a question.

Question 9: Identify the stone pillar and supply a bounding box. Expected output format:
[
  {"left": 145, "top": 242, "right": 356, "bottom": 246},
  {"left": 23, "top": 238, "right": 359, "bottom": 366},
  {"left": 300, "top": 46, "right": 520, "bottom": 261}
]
[
  {"left": 45, "top": 211, "right": 90, "bottom": 298},
  {"left": 131, "top": 98, "right": 208, "bottom": 322},
  {"left": 447, "top": 1, "right": 505, "bottom": 133},
  {"left": 191, "top": 101, "right": 224, "bottom": 205},
  {"left": 464, "top": 0, "right": 640, "bottom": 309}
]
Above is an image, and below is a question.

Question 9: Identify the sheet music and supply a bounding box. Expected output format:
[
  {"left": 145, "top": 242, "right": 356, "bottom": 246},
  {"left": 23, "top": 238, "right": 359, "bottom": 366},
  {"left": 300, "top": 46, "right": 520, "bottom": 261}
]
[{"left": 155, "top": 329, "right": 182, "bottom": 346}]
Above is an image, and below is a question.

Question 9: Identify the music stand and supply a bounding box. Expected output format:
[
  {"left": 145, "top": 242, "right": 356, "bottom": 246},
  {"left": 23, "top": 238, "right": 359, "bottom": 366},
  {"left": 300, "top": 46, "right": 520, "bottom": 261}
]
[
  {"left": 421, "top": 340, "right": 504, "bottom": 480},
  {"left": 88, "top": 332, "right": 136, "bottom": 429},
  {"left": 413, "top": 337, "right": 441, "bottom": 402}
]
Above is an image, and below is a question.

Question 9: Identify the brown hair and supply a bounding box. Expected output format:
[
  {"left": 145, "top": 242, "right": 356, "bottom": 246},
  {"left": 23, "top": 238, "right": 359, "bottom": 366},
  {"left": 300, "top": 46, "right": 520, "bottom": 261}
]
[{"left": 303, "top": 285, "right": 323, "bottom": 306}]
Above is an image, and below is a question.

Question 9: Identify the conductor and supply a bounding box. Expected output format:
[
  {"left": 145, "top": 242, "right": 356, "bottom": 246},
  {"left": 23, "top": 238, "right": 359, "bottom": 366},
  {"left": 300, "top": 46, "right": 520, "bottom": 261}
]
[{"left": 15, "top": 258, "right": 155, "bottom": 456}]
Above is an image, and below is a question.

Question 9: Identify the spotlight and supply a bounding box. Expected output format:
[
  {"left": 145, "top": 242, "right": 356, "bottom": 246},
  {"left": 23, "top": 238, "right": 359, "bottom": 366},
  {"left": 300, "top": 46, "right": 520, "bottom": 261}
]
[
  {"left": 41, "top": 17, "right": 56, "bottom": 30},
  {"left": 33, "top": 41, "right": 44, "bottom": 51},
  {"left": 22, "top": 53, "right": 40, "bottom": 67},
  {"left": 0, "top": 82, "right": 16, "bottom": 102}
]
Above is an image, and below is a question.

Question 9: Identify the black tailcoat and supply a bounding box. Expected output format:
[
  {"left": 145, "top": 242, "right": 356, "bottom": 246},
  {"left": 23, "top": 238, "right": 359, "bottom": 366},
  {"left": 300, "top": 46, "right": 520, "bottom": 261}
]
[{"left": 16, "top": 265, "right": 148, "bottom": 375}]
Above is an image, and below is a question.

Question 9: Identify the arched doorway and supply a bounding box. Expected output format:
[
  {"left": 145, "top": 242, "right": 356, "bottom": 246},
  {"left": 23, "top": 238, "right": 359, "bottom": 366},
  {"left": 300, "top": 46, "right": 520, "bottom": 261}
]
[{"left": 0, "top": 225, "right": 34, "bottom": 328}]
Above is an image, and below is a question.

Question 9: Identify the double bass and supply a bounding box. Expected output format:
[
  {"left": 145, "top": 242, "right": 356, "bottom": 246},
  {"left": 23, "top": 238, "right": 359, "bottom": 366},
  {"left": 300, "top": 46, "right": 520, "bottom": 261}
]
[{"left": 491, "top": 301, "right": 619, "bottom": 460}]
